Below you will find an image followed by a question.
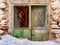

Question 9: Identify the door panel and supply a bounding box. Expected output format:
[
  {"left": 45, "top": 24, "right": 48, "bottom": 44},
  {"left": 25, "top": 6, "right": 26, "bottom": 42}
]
[
  {"left": 31, "top": 6, "right": 46, "bottom": 29},
  {"left": 32, "top": 30, "right": 45, "bottom": 41},
  {"left": 31, "top": 5, "right": 47, "bottom": 41},
  {"left": 14, "top": 6, "right": 29, "bottom": 28},
  {"left": 13, "top": 29, "right": 31, "bottom": 39}
]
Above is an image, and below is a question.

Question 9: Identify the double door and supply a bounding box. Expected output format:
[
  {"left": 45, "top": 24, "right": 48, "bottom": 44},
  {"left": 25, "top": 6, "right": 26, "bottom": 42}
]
[{"left": 13, "top": 4, "right": 48, "bottom": 41}]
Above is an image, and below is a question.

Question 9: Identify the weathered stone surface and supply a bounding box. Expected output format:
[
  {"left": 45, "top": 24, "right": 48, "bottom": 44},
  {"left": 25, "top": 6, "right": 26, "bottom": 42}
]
[
  {"left": 0, "top": 0, "right": 6, "bottom": 3},
  {"left": 50, "top": 0, "right": 60, "bottom": 28},
  {"left": 51, "top": 24, "right": 60, "bottom": 29},
  {"left": 30, "top": 0, "right": 47, "bottom": 2},
  {"left": 0, "top": 0, "right": 9, "bottom": 35},
  {"left": 11, "top": 0, "right": 29, "bottom": 3},
  {"left": 0, "top": 9, "right": 4, "bottom": 15},
  {"left": 0, "top": 15, "right": 5, "bottom": 20},
  {"left": 51, "top": 29, "right": 60, "bottom": 33},
  {"left": 51, "top": 3, "right": 58, "bottom": 9},
  {"left": 52, "top": 14, "right": 59, "bottom": 21},
  {"left": 0, "top": 30, "right": 4, "bottom": 34},
  {"left": 0, "top": 3, "right": 6, "bottom": 8},
  {"left": 51, "top": 21, "right": 57, "bottom": 24}
]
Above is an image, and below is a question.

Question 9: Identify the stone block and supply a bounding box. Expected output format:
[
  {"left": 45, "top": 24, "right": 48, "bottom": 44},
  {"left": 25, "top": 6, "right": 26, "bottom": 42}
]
[
  {"left": 0, "top": 3, "right": 6, "bottom": 8},
  {"left": 51, "top": 24, "right": 60, "bottom": 29}
]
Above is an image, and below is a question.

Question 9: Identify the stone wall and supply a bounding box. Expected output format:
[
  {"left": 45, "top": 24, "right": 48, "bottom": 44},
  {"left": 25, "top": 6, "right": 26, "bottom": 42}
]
[
  {"left": 0, "top": 0, "right": 9, "bottom": 35},
  {"left": 49, "top": 0, "right": 60, "bottom": 39}
]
